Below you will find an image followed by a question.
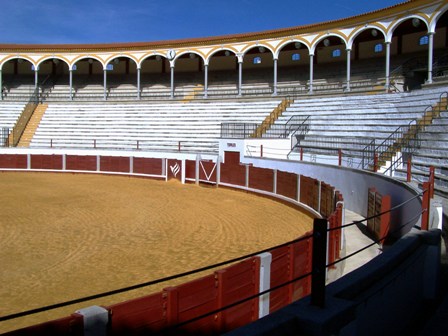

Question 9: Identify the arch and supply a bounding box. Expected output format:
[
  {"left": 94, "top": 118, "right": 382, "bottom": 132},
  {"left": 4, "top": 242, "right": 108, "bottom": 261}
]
[
  {"left": 431, "top": 3, "right": 448, "bottom": 32},
  {"left": 387, "top": 14, "right": 430, "bottom": 42},
  {"left": 310, "top": 33, "right": 348, "bottom": 55},
  {"left": 276, "top": 38, "right": 311, "bottom": 58},
  {"left": 104, "top": 54, "right": 138, "bottom": 68},
  {"left": 241, "top": 43, "right": 275, "bottom": 58},
  {"left": 173, "top": 50, "right": 205, "bottom": 64},
  {"left": 138, "top": 53, "right": 167, "bottom": 68},
  {"left": 36, "top": 56, "right": 70, "bottom": 69},
  {"left": 348, "top": 24, "right": 387, "bottom": 50},
  {"left": 71, "top": 55, "right": 105, "bottom": 70},
  {"left": 206, "top": 47, "right": 238, "bottom": 65},
  {"left": 0, "top": 55, "right": 35, "bottom": 71}
]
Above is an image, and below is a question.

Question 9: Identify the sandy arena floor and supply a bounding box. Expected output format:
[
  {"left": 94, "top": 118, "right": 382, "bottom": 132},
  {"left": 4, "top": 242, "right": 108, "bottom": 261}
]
[{"left": 0, "top": 172, "right": 313, "bottom": 333}]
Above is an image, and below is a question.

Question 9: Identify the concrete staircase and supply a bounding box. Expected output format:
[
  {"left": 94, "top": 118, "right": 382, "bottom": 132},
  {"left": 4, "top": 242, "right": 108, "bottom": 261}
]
[{"left": 17, "top": 104, "right": 48, "bottom": 147}]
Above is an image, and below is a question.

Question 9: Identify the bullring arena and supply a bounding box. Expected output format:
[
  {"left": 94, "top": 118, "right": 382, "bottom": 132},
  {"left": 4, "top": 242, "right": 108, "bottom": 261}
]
[
  {"left": 0, "top": 0, "right": 447, "bottom": 335},
  {"left": 0, "top": 172, "right": 312, "bottom": 333}
]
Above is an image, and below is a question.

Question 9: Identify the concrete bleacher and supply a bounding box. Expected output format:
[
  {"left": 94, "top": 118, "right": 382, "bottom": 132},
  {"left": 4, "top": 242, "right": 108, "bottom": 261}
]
[
  {"left": 0, "top": 102, "right": 26, "bottom": 130},
  {"left": 275, "top": 87, "right": 448, "bottom": 166},
  {"left": 394, "top": 110, "right": 448, "bottom": 193},
  {"left": 30, "top": 99, "right": 281, "bottom": 153}
]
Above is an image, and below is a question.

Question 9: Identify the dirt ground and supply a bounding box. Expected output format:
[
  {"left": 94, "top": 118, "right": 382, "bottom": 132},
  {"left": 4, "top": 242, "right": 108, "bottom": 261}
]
[{"left": 0, "top": 172, "right": 313, "bottom": 333}]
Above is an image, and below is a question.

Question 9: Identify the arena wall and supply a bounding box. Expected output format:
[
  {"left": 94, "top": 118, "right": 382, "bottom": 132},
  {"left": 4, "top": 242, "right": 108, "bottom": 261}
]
[{"left": 0, "top": 147, "right": 344, "bottom": 335}]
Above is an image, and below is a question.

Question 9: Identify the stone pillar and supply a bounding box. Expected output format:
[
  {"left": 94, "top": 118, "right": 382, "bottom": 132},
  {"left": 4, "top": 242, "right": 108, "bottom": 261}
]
[
  {"left": 204, "top": 64, "right": 208, "bottom": 98},
  {"left": 238, "top": 59, "right": 243, "bottom": 96},
  {"left": 103, "top": 69, "right": 107, "bottom": 100},
  {"left": 309, "top": 54, "right": 314, "bottom": 94},
  {"left": 273, "top": 58, "right": 278, "bottom": 96},
  {"left": 385, "top": 42, "right": 391, "bottom": 92},
  {"left": 0, "top": 69, "right": 3, "bottom": 101},
  {"left": 346, "top": 49, "right": 351, "bottom": 92},
  {"left": 427, "top": 32, "right": 434, "bottom": 84},
  {"left": 137, "top": 67, "right": 141, "bottom": 100},
  {"left": 69, "top": 69, "right": 73, "bottom": 101},
  {"left": 170, "top": 64, "right": 174, "bottom": 99}
]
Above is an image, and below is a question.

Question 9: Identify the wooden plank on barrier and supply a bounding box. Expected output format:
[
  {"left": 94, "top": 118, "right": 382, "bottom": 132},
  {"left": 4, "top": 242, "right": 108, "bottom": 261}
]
[
  {"left": 291, "top": 236, "right": 313, "bottom": 301},
  {"left": 248, "top": 166, "right": 274, "bottom": 193},
  {"left": 169, "top": 274, "right": 219, "bottom": 334},
  {"left": 269, "top": 245, "right": 291, "bottom": 313},
  {"left": 133, "top": 157, "right": 163, "bottom": 176},
  {"left": 216, "top": 257, "right": 260, "bottom": 333},
  {"left": 108, "top": 292, "right": 166, "bottom": 336},
  {"left": 4, "top": 314, "right": 84, "bottom": 336},
  {"left": 276, "top": 171, "right": 297, "bottom": 200},
  {"left": 66, "top": 155, "right": 97, "bottom": 171},
  {"left": 367, "top": 187, "right": 376, "bottom": 233},
  {"left": 0, "top": 154, "right": 27, "bottom": 169},
  {"left": 30, "top": 154, "right": 63, "bottom": 170},
  {"left": 100, "top": 156, "right": 130, "bottom": 173}
]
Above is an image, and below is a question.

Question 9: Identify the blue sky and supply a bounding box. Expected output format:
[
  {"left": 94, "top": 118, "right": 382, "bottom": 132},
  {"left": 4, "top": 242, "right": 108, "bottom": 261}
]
[{"left": 0, "top": 0, "right": 405, "bottom": 45}]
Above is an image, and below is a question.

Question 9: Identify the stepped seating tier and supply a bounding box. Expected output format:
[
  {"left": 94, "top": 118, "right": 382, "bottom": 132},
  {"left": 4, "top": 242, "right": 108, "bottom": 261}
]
[
  {"left": 30, "top": 100, "right": 282, "bottom": 153},
  {"left": 0, "top": 102, "right": 27, "bottom": 130}
]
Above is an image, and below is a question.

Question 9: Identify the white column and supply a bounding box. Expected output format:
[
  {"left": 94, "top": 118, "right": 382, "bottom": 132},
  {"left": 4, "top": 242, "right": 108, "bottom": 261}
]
[
  {"left": 170, "top": 64, "right": 174, "bottom": 99},
  {"left": 385, "top": 42, "right": 391, "bottom": 92},
  {"left": 0, "top": 69, "right": 2, "bottom": 101},
  {"left": 273, "top": 58, "right": 278, "bottom": 96},
  {"left": 34, "top": 69, "right": 38, "bottom": 90},
  {"left": 137, "top": 67, "right": 141, "bottom": 100},
  {"left": 103, "top": 69, "right": 107, "bottom": 100},
  {"left": 238, "top": 60, "right": 243, "bottom": 96},
  {"left": 69, "top": 69, "right": 73, "bottom": 101},
  {"left": 427, "top": 32, "right": 434, "bottom": 84},
  {"left": 309, "top": 54, "right": 314, "bottom": 94},
  {"left": 204, "top": 64, "right": 208, "bottom": 98},
  {"left": 346, "top": 49, "right": 351, "bottom": 92},
  {"left": 258, "top": 252, "right": 272, "bottom": 318}
]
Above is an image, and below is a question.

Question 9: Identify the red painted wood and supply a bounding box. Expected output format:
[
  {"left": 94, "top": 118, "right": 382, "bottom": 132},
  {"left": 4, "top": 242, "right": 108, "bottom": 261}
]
[
  {"left": 276, "top": 171, "right": 297, "bottom": 200},
  {"left": 30, "top": 155, "right": 63, "bottom": 170},
  {"left": 0, "top": 154, "right": 27, "bottom": 169},
  {"left": 248, "top": 166, "right": 273, "bottom": 192},
  {"left": 167, "top": 159, "right": 182, "bottom": 181},
  {"left": 164, "top": 274, "right": 219, "bottom": 334},
  {"left": 66, "top": 155, "right": 97, "bottom": 171},
  {"left": 300, "top": 176, "right": 319, "bottom": 211},
  {"left": 2, "top": 314, "right": 83, "bottom": 336},
  {"left": 269, "top": 245, "right": 291, "bottom": 313},
  {"left": 185, "top": 160, "right": 196, "bottom": 180},
  {"left": 198, "top": 160, "right": 217, "bottom": 183},
  {"left": 133, "top": 157, "right": 163, "bottom": 176},
  {"left": 216, "top": 257, "right": 260, "bottom": 333},
  {"left": 108, "top": 293, "right": 166, "bottom": 336},
  {"left": 220, "top": 160, "right": 245, "bottom": 186},
  {"left": 100, "top": 156, "right": 130, "bottom": 173}
]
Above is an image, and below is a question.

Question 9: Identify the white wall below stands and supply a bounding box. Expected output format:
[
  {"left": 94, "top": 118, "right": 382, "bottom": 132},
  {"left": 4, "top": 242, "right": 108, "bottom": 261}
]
[{"left": 219, "top": 139, "right": 423, "bottom": 238}]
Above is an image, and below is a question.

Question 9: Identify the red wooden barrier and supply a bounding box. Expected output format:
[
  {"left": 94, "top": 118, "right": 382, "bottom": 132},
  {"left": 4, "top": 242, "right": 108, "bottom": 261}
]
[
  {"left": 30, "top": 154, "right": 63, "bottom": 170},
  {"left": 291, "top": 234, "right": 313, "bottom": 301},
  {"left": 216, "top": 257, "right": 260, "bottom": 333},
  {"left": 164, "top": 274, "right": 219, "bottom": 334},
  {"left": 167, "top": 159, "right": 182, "bottom": 180},
  {"left": 66, "top": 155, "right": 97, "bottom": 171},
  {"left": 0, "top": 154, "right": 27, "bottom": 169},
  {"left": 198, "top": 160, "right": 218, "bottom": 183},
  {"left": 100, "top": 156, "right": 130, "bottom": 173},
  {"left": 269, "top": 245, "right": 292, "bottom": 312},
  {"left": 300, "top": 176, "right": 319, "bottom": 211},
  {"left": 248, "top": 166, "right": 274, "bottom": 192},
  {"left": 367, "top": 188, "right": 391, "bottom": 243},
  {"left": 276, "top": 171, "right": 297, "bottom": 200},
  {"left": 320, "top": 182, "right": 335, "bottom": 218},
  {"left": 220, "top": 158, "right": 246, "bottom": 186},
  {"left": 133, "top": 157, "right": 164, "bottom": 176},
  {"left": 108, "top": 293, "right": 166, "bottom": 336},
  {"left": 2, "top": 314, "right": 83, "bottom": 336}
]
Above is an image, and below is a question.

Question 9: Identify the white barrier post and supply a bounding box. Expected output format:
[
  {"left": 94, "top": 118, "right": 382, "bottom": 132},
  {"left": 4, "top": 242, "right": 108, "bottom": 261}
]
[{"left": 258, "top": 252, "right": 272, "bottom": 318}]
